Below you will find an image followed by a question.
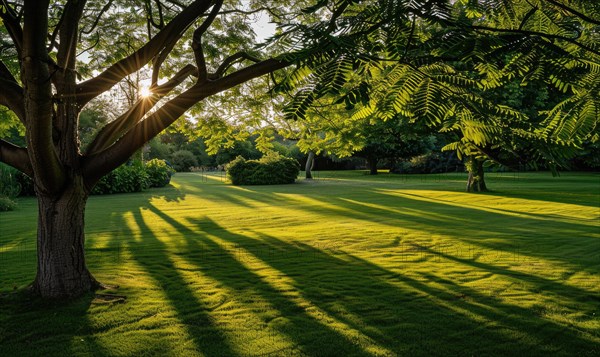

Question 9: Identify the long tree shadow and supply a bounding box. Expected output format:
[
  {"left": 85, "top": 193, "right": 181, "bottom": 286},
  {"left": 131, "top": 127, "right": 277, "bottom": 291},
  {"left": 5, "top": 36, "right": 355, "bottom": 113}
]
[
  {"left": 202, "top": 223, "right": 599, "bottom": 355},
  {"left": 141, "top": 200, "right": 598, "bottom": 355},
  {"left": 0, "top": 290, "right": 114, "bottom": 357},
  {"left": 0, "top": 184, "right": 192, "bottom": 357},
  {"left": 142, "top": 203, "right": 378, "bottom": 356},
  {"left": 128, "top": 208, "right": 240, "bottom": 357},
  {"left": 191, "top": 181, "right": 599, "bottom": 271},
  {"left": 0, "top": 189, "right": 178, "bottom": 356}
]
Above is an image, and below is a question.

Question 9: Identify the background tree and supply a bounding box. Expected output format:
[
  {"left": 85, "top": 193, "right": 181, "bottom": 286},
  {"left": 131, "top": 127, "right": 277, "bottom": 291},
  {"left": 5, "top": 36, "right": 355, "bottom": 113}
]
[{"left": 354, "top": 115, "right": 436, "bottom": 175}]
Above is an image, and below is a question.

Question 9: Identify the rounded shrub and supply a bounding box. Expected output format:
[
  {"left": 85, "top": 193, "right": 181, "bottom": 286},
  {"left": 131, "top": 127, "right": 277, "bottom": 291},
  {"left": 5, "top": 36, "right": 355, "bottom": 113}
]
[
  {"left": 170, "top": 150, "right": 198, "bottom": 172},
  {"left": 226, "top": 154, "right": 300, "bottom": 185},
  {"left": 92, "top": 164, "right": 149, "bottom": 195},
  {"left": 145, "top": 159, "right": 175, "bottom": 188}
]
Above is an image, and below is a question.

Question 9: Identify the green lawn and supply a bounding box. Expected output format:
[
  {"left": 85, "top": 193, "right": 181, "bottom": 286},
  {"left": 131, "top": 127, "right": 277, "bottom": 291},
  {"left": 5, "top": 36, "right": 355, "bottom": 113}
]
[{"left": 1, "top": 171, "right": 599, "bottom": 356}]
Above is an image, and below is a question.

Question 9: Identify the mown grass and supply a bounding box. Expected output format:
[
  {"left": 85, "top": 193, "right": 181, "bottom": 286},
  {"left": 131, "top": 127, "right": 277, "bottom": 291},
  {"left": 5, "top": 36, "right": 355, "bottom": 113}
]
[{"left": 0, "top": 171, "right": 599, "bottom": 356}]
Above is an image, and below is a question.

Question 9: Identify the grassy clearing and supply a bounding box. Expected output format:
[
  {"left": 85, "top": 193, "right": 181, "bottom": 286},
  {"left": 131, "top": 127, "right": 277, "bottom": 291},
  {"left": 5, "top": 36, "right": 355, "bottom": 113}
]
[{"left": 0, "top": 171, "right": 599, "bottom": 356}]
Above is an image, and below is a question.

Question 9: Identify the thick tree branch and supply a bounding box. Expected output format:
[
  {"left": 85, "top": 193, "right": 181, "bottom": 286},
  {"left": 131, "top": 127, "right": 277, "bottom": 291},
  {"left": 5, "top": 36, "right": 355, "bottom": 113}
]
[
  {"left": 0, "top": 77, "right": 25, "bottom": 123},
  {"left": 192, "top": 0, "right": 222, "bottom": 82},
  {"left": 23, "top": 0, "right": 65, "bottom": 194},
  {"left": 86, "top": 64, "right": 197, "bottom": 155},
  {"left": 326, "top": 1, "right": 350, "bottom": 33},
  {"left": 56, "top": 0, "right": 88, "bottom": 71},
  {"left": 0, "top": 59, "right": 17, "bottom": 82},
  {"left": 0, "top": 139, "right": 32, "bottom": 176},
  {"left": 76, "top": 0, "right": 214, "bottom": 107},
  {"left": 83, "top": 57, "right": 290, "bottom": 182},
  {"left": 212, "top": 58, "right": 289, "bottom": 92}
]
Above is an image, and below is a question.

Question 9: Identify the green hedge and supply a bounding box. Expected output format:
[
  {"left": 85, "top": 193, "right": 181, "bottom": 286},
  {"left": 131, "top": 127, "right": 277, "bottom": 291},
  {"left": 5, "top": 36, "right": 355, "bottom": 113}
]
[
  {"left": 92, "top": 159, "right": 174, "bottom": 195},
  {"left": 227, "top": 154, "right": 300, "bottom": 185}
]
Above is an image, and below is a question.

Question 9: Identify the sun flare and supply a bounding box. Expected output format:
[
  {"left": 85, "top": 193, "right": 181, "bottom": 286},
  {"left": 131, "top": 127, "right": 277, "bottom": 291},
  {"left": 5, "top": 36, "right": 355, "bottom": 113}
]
[{"left": 139, "top": 86, "right": 152, "bottom": 98}]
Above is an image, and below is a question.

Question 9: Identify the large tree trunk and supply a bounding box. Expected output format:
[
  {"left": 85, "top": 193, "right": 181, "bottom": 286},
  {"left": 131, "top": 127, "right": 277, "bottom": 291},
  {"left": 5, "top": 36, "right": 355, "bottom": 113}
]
[
  {"left": 31, "top": 177, "right": 98, "bottom": 298},
  {"left": 305, "top": 151, "right": 315, "bottom": 179},
  {"left": 367, "top": 157, "right": 378, "bottom": 175}
]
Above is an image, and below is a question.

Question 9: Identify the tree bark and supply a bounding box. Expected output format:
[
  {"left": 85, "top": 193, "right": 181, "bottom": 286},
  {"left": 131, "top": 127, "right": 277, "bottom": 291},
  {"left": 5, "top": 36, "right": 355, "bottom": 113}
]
[
  {"left": 31, "top": 177, "right": 98, "bottom": 299},
  {"left": 476, "top": 159, "right": 487, "bottom": 191},
  {"left": 367, "top": 157, "right": 378, "bottom": 175},
  {"left": 305, "top": 151, "right": 315, "bottom": 179},
  {"left": 466, "top": 157, "right": 487, "bottom": 192}
]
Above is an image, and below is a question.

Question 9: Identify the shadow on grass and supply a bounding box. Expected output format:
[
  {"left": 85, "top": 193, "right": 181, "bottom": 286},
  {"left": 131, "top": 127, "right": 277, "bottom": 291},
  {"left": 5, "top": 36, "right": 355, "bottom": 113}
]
[
  {"left": 122, "top": 201, "right": 598, "bottom": 355},
  {"left": 0, "top": 291, "right": 113, "bottom": 357},
  {"left": 190, "top": 180, "right": 599, "bottom": 270},
  {"left": 129, "top": 208, "right": 240, "bottom": 356},
  {"left": 136, "top": 204, "right": 369, "bottom": 356},
  {"left": 1, "top": 173, "right": 598, "bottom": 356}
]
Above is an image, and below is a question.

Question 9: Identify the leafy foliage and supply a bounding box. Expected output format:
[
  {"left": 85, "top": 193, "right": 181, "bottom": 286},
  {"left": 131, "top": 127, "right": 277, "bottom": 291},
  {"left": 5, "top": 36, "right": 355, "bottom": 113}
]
[
  {"left": 227, "top": 154, "right": 300, "bottom": 185},
  {"left": 0, "top": 195, "right": 16, "bottom": 211},
  {"left": 145, "top": 159, "right": 175, "bottom": 188},
  {"left": 92, "top": 164, "right": 149, "bottom": 195},
  {"left": 0, "top": 162, "right": 21, "bottom": 199},
  {"left": 169, "top": 150, "right": 199, "bottom": 172},
  {"left": 269, "top": 0, "right": 598, "bottom": 177}
]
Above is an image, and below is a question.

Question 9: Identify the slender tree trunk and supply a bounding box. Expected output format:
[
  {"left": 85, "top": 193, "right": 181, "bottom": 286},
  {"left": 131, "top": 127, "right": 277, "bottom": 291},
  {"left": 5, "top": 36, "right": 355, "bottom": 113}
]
[
  {"left": 466, "top": 171, "right": 478, "bottom": 192},
  {"left": 31, "top": 177, "right": 98, "bottom": 298},
  {"left": 367, "top": 157, "right": 378, "bottom": 175},
  {"left": 476, "top": 160, "right": 487, "bottom": 191},
  {"left": 305, "top": 151, "right": 315, "bottom": 179},
  {"left": 466, "top": 157, "right": 487, "bottom": 192}
]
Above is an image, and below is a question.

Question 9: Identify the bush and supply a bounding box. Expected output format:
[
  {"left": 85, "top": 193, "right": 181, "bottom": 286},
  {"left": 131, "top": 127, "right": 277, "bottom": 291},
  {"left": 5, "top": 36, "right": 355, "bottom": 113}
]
[
  {"left": 0, "top": 196, "right": 16, "bottom": 211},
  {"left": 15, "top": 171, "right": 35, "bottom": 196},
  {"left": 0, "top": 163, "right": 21, "bottom": 199},
  {"left": 170, "top": 150, "right": 198, "bottom": 172},
  {"left": 92, "top": 164, "right": 149, "bottom": 195},
  {"left": 145, "top": 159, "right": 175, "bottom": 188},
  {"left": 227, "top": 154, "right": 300, "bottom": 185}
]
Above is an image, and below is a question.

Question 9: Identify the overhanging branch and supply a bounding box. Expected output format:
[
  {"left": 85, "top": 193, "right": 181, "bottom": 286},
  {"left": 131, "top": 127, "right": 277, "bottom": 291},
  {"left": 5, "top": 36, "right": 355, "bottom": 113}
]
[
  {"left": 192, "top": 0, "right": 223, "bottom": 82},
  {"left": 0, "top": 140, "right": 32, "bottom": 176},
  {"left": 0, "top": 61, "right": 25, "bottom": 123},
  {"left": 83, "top": 57, "right": 290, "bottom": 182},
  {"left": 544, "top": 0, "right": 600, "bottom": 26},
  {"left": 0, "top": 77, "right": 25, "bottom": 123},
  {"left": 86, "top": 64, "right": 197, "bottom": 155},
  {"left": 76, "top": 0, "right": 214, "bottom": 107}
]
